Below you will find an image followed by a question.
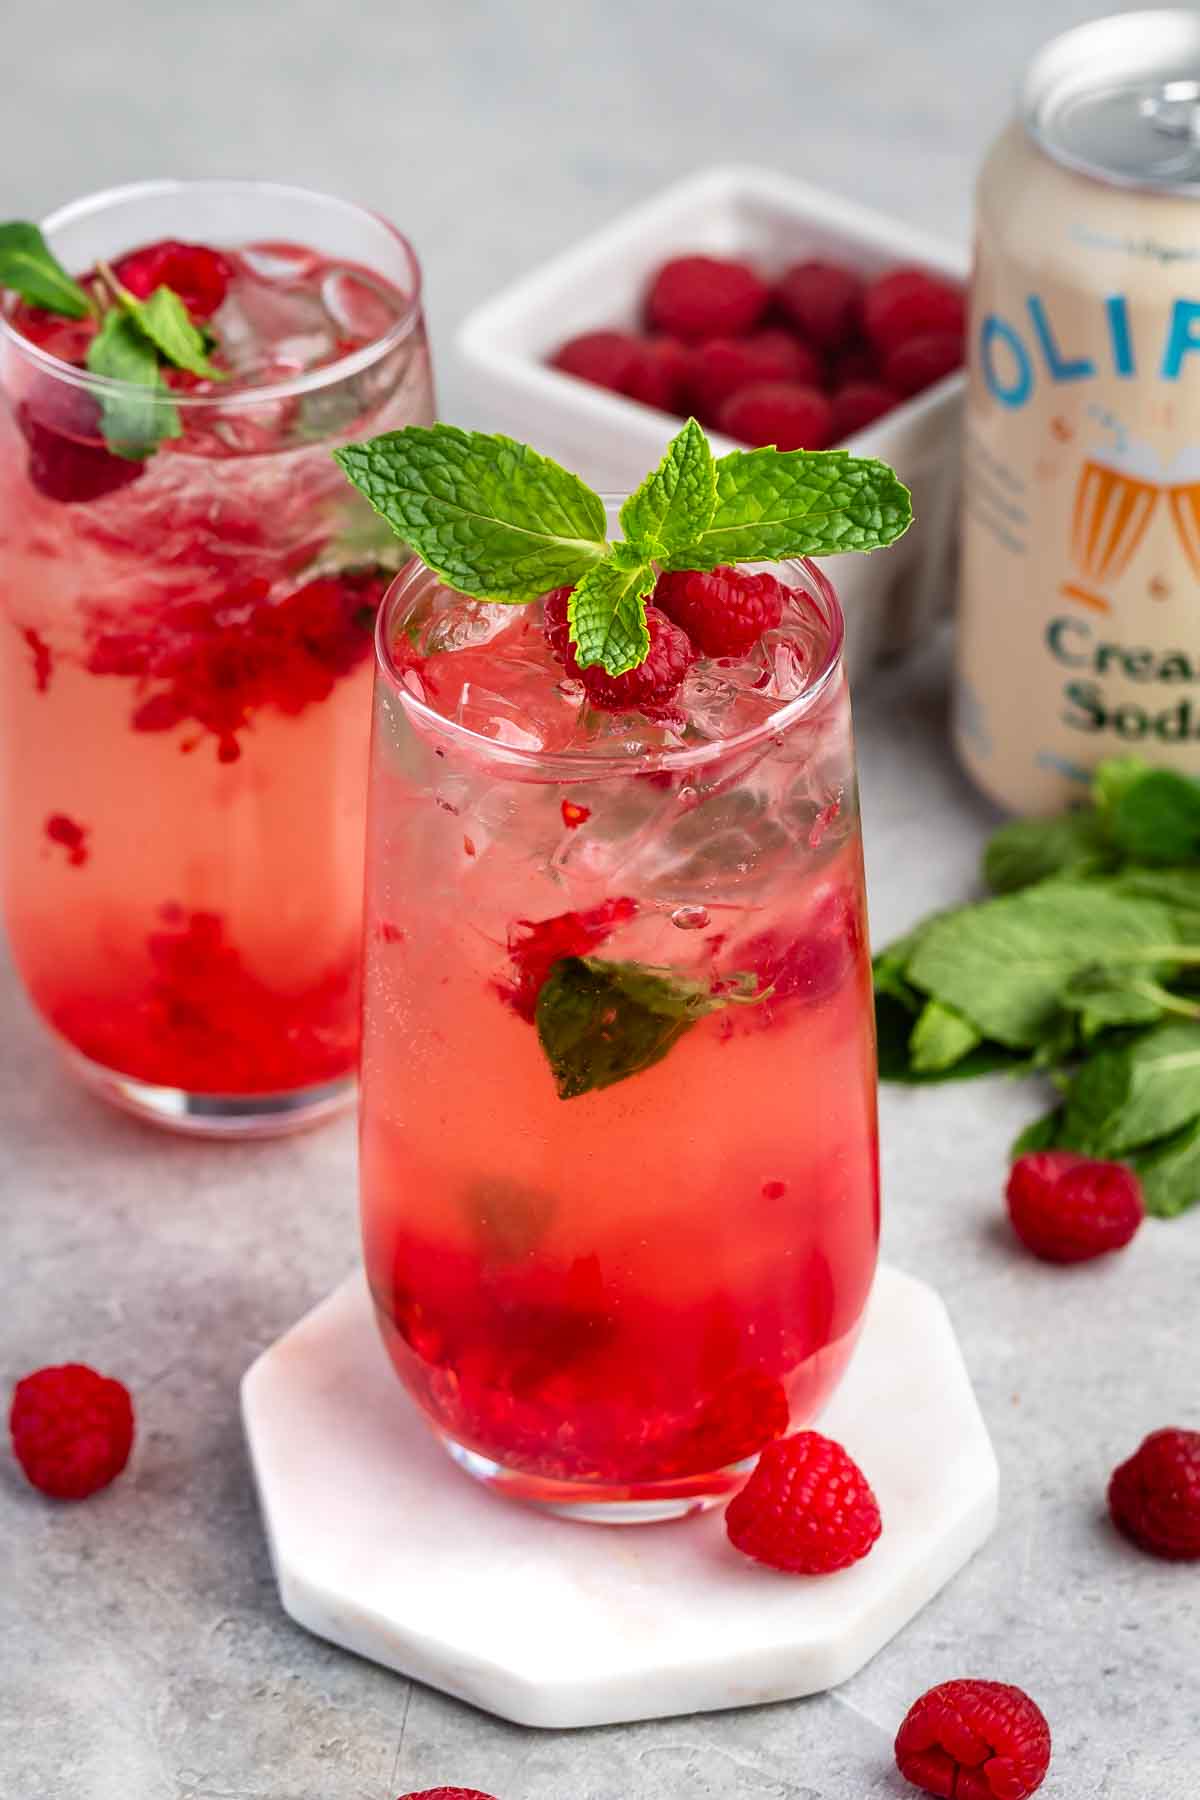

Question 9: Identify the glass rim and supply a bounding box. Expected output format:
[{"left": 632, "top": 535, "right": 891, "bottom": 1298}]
[
  {"left": 374, "top": 543, "right": 847, "bottom": 780},
  {"left": 0, "top": 178, "right": 425, "bottom": 412}
]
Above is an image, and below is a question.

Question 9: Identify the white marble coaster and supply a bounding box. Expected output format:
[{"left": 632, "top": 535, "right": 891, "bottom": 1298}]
[{"left": 241, "top": 1265, "right": 998, "bottom": 1729}]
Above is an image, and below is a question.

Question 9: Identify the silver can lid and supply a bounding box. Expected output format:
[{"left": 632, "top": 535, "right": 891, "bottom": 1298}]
[{"left": 1025, "top": 9, "right": 1200, "bottom": 194}]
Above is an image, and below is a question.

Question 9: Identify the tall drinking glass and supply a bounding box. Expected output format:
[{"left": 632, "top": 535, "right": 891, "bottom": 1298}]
[
  {"left": 0, "top": 181, "right": 434, "bottom": 1132},
  {"left": 360, "top": 526, "right": 879, "bottom": 1521}
]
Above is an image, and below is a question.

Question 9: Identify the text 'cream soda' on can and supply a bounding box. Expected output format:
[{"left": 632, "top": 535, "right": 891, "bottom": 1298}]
[{"left": 958, "top": 10, "right": 1200, "bottom": 813}]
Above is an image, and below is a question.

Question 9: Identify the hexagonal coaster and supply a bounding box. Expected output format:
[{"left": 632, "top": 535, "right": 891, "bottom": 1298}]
[{"left": 241, "top": 1266, "right": 997, "bottom": 1729}]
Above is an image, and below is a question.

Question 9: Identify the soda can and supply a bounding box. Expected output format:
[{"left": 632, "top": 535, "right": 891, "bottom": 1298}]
[{"left": 958, "top": 9, "right": 1200, "bottom": 812}]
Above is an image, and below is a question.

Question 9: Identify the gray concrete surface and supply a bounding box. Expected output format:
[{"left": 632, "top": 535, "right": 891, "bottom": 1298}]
[{"left": 2, "top": 2, "right": 1199, "bottom": 1796}]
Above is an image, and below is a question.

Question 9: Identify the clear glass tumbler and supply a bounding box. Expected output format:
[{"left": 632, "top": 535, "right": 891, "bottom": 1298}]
[
  {"left": 0, "top": 180, "right": 435, "bottom": 1133},
  {"left": 359, "top": 527, "right": 880, "bottom": 1521}
]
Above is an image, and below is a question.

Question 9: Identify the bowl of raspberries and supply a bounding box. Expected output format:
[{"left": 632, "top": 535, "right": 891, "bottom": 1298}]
[{"left": 457, "top": 165, "right": 968, "bottom": 675}]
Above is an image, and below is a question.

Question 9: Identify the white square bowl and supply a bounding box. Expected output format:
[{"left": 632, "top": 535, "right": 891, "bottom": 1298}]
[{"left": 456, "top": 165, "right": 968, "bottom": 678}]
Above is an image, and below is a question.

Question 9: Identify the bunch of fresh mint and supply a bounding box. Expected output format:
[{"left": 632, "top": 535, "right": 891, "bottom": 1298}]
[
  {"left": 335, "top": 416, "right": 912, "bottom": 676},
  {"left": 876, "top": 757, "right": 1200, "bottom": 1216},
  {"left": 0, "top": 221, "right": 224, "bottom": 457}
]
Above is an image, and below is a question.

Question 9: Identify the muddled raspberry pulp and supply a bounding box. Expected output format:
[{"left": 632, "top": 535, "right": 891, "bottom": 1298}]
[{"left": 1, "top": 231, "right": 431, "bottom": 1097}]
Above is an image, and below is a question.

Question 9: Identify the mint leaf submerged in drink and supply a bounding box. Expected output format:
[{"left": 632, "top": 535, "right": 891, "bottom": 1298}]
[
  {"left": 0, "top": 221, "right": 92, "bottom": 317},
  {"left": 334, "top": 418, "right": 913, "bottom": 676},
  {"left": 876, "top": 754, "right": 1200, "bottom": 1216},
  {"left": 535, "top": 956, "right": 762, "bottom": 1099}
]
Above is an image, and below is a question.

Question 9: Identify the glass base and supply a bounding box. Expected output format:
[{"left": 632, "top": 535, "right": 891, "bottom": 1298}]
[
  {"left": 440, "top": 1433, "right": 756, "bottom": 1524},
  {"left": 62, "top": 1044, "right": 356, "bottom": 1138}
]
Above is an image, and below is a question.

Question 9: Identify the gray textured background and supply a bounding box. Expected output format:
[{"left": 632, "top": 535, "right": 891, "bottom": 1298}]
[{"left": 2, "top": 3, "right": 1198, "bottom": 1797}]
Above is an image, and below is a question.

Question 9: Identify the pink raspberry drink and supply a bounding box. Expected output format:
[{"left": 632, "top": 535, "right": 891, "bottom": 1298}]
[
  {"left": 0, "top": 182, "right": 434, "bottom": 1131},
  {"left": 346, "top": 419, "right": 911, "bottom": 1519}
]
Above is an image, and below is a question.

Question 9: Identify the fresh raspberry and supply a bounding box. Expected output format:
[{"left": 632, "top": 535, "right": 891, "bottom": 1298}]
[
  {"left": 895, "top": 1679, "right": 1052, "bottom": 1800},
  {"left": 112, "top": 239, "right": 232, "bottom": 319},
  {"left": 10, "top": 1363, "right": 135, "bottom": 1500},
  {"left": 685, "top": 330, "right": 821, "bottom": 421},
  {"left": 773, "top": 260, "right": 865, "bottom": 351},
  {"left": 653, "top": 565, "right": 786, "bottom": 658},
  {"left": 551, "top": 330, "right": 643, "bottom": 397},
  {"left": 864, "top": 267, "right": 966, "bottom": 354},
  {"left": 637, "top": 335, "right": 689, "bottom": 411},
  {"left": 1108, "top": 1427, "right": 1200, "bottom": 1560},
  {"left": 831, "top": 380, "right": 899, "bottom": 439},
  {"left": 543, "top": 588, "right": 693, "bottom": 715},
  {"left": 645, "top": 255, "right": 769, "bottom": 342},
  {"left": 550, "top": 330, "right": 682, "bottom": 412},
  {"left": 498, "top": 896, "right": 638, "bottom": 1020},
  {"left": 884, "top": 332, "right": 963, "bottom": 397},
  {"left": 17, "top": 380, "right": 146, "bottom": 506},
  {"left": 395, "top": 1789, "right": 499, "bottom": 1799},
  {"left": 724, "top": 1430, "right": 881, "bottom": 1573},
  {"left": 1006, "top": 1150, "right": 1144, "bottom": 1264},
  {"left": 719, "top": 381, "right": 833, "bottom": 451}
]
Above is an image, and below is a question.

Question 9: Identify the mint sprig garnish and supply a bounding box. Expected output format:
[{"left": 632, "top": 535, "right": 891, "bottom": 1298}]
[
  {"left": 875, "top": 754, "right": 1200, "bottom": 1217},
  {"left": 86, "top": 310, "right": 182, "bottom": 460},
  {"left": 334, "top": 426, "right": 609, "bottom": 602},
  {"left": 619, "top": 415, "right": 717, "bottom": 560},
  {"left": 0, "top": 222, "right": 92, "bottom": 318},
  {"left": 536, "top": 956, "right": 761, "bottom": 1099},
  {"left": 1, "top": 220, "right": 229, "bottom": 460},
  {"left": 568, "top": 544, "right": 657, "bottom": 678},
  {"left": 334, "top": 418, "right": 913, "bottom": 676},
  {"left": 675, "top": 446, "right": 915, "bottom": 567}
]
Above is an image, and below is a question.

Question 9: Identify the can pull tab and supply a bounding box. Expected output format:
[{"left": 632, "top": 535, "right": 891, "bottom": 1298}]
[{"left": 1140, "top": 80, "right": 1200, "bottom": 143}]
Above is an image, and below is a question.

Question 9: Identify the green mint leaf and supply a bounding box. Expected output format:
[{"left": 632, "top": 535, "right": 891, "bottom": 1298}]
[
  {"left": 1133, "top": 1116, "right": 1200, "bottom": 1218},
  {"left": 680, "top": 448, "right": 913, "bottom": 566},
  {"left": 1092, "top": 755, "right": 1149, "bottom": 820},
  {"left": 567, "top": 544, "right": 656, "bottom": 676},
  {"left": 85, "top": 310, "right": 181, "bottom": 460},
  {"left": 1060, "top": 1018, "right": 1200, "bottom": 1157},
  {"left": 908, "top": 999, "right": 982, "bottom": 1074},
  {"left": 619, "top": 417, "right": 716, "bottom": 559},
  {"left": 983, "top": 810, "right": 1115, "bottom": 894},
  {"left": 1112, "top": 867, "right": 1200, "bottom": 936},
  {"left": 0, "top": 221, "right": 91, "bottom": 318},
  {"left": 535, "top": 956, "right": 758, "bottom": 1098},
  {"left": 333, "top": 425, "right": 608, "bottom": 603},
  {"left": 120, "top": 284, "right": 225, "bottom": 379},
  {"left": 1011, "top": 1106, "right": 1064, "bottom": 1157},
  {"left": 1103, "top": 767, "right": 1200, "bottom": 865},
  {"left": 875, "top": 989, "right": 1023, "bottom": 1083},
  {"left": 872, "top": 935, "right": 925, "bottom": 1013},
  {"left": 904, "top": 884, "right": 1178, "bottom": 1050},
  {"left": 1059, "top": 964, "right": 1183, "bottom": 1039}
]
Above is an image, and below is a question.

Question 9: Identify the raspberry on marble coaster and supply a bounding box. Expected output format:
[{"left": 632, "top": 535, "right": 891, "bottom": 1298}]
[{"left": 725, "top": 1429, "right": 881, "bottom": 1574}]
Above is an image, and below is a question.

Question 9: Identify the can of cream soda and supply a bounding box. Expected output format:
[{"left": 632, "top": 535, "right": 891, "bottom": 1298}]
[{"left": 958, "top": 10, "right": 1200, "bottom": 812}]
